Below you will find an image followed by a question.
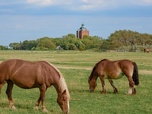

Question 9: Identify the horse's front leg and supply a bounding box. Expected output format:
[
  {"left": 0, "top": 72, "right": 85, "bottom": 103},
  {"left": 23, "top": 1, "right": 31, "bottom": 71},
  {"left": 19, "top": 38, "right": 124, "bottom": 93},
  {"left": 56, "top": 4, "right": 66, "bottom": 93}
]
[
  {"left": 35, "top": 84, "right": 48, "bottom": 112},
  {"left": 127, "top": 76, "right": 136, "bottom": 95},
  {"left": 108, "top": 79, "right": 118, "bottom": 93},
  {"left": 6, "top": 81, "right": 16, "bottom": 109},
  {"left": 99, "top": 76, "right": 106, "bottom": 94},
  {"left": 35, "top": 96, "right": 41, "bottom": 110},
  {"left": 0, "top": 83, "right": 5, "bottom": 94}
]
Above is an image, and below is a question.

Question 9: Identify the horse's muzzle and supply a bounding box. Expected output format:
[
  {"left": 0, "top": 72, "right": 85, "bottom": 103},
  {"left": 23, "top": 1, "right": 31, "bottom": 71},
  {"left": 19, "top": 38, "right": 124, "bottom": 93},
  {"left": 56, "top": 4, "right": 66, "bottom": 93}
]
[
  {"left": 63, "top": 111, "right": 69, "bottom": 114},
  {"left": 89, "top": 89, "right": 94, "bottom": 92}
]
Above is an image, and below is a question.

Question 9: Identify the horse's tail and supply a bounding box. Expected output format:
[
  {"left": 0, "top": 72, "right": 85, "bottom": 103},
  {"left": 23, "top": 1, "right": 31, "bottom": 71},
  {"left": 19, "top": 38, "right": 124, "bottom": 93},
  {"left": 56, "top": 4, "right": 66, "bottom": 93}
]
[{"left": 132, "top": 62, "right": 139, "bottom": 85}]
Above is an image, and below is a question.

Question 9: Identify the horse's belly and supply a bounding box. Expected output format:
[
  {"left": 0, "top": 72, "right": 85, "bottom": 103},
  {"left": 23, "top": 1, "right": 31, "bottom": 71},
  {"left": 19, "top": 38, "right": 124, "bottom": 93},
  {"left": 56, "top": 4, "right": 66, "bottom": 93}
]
[
  {"left": 11, "top": 76, "right": 39, "bottom": 89},
  {"left": 104, "top": 72, "right": 124, "bottom": 79},
  {"left": 10, "top": 67, "right": 44, "bottom": 89},
  {"left": 115, "top": 73, "right": 124, "bottom": 79},
  {"left": 13, "top": 80, "right": 37, "bottom": 89}
]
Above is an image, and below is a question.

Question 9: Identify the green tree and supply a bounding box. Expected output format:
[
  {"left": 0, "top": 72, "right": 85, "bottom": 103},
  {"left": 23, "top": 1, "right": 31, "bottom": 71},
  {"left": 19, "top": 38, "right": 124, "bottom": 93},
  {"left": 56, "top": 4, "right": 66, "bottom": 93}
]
[
  {"left": 138, "top": 33, "right": 151, "bottom": 47},
  {"left": 99, "top": 39, "right": 114, "bottom": 51},
  {"left": 0, "top": 45, "right": 8, "bottom": 50},
  {"left": 20, "top": 40, "right": 37, "bottom": 50},
  {"left": 9, "top": 43, "right": 21, "bottom": 50},
  {"left": 82, "top": 36, "right": 103, "bottom": 50},
  {"left": 108, "top": 30, "right": 144, "bottom": 51},
  {"left": 36, "top": 37, "right": 56, "bottom": 50}
]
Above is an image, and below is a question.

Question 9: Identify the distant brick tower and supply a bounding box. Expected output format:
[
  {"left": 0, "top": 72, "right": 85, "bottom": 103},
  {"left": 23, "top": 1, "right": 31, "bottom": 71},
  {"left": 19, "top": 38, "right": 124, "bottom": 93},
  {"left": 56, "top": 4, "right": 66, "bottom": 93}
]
[{"left": 76, "top": 24, "right": 89, "bottom": 39}]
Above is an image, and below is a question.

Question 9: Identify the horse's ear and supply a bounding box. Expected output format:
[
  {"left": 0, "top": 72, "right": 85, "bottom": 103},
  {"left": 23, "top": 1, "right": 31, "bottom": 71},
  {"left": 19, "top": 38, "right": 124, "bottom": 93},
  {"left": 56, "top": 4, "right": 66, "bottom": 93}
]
[{"left": 62, "top": 90, "right": 66, "bottom": 94}]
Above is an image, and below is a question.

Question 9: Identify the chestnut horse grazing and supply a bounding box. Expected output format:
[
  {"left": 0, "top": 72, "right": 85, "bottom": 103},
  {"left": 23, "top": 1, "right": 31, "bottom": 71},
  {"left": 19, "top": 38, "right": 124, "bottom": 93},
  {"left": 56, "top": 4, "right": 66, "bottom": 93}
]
[
  {"left": 0, "top": 59, "right": 70, "bottom": 113},
  {"left": 88, "top": 59, "right": 139, "bottom": 95},
  {"left": 144, "top": 48, "right": 150, "bottom": 53}
]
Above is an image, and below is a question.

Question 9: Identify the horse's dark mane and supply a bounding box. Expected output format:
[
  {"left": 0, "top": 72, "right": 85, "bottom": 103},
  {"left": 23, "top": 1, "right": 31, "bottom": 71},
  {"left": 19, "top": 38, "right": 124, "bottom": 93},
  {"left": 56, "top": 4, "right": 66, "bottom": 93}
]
[
  {"left": 100, "top": 59, "right": 108, "bottom": 62},
  {"left": 89, "top": 64, "right": 97, "bottom": 80},
  {"left": 89, "top": 59, "right": 108, "bottom": 80}
]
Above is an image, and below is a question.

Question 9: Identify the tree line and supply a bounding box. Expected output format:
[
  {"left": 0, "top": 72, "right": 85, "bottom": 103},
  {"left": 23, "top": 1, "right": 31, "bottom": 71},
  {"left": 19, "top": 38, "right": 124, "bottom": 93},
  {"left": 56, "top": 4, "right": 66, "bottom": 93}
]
[
  {"left": 8, "top": 34, "right": 102, "bottom": 51},
  {"left": 1, "top": 29, "right": 152, "bottom": 51}
]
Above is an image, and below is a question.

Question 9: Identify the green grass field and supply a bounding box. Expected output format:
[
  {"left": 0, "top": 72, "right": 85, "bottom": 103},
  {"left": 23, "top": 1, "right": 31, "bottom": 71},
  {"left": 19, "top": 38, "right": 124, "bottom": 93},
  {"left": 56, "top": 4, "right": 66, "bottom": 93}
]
[{"left": 0, "top": 50, "right": 152, "bottom": 114}]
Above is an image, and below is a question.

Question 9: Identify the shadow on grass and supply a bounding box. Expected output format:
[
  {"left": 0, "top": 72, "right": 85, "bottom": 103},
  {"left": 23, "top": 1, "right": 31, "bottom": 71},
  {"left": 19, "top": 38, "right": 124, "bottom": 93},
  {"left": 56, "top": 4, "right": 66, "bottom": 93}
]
[
  {"left": 70, "top": 88, "right": 126, "bottom": 95},
  {"left": 0, "top": 102, "right": 8, "bottom": 108}
]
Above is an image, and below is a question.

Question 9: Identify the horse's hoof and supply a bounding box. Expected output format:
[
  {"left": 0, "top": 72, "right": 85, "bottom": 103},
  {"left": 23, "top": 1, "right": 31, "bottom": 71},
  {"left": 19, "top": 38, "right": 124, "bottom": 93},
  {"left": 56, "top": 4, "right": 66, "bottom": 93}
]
[
  {"left": 63, "top": 111, "right": 69, "bottom": 114},
  {"left": 34, "top": 106, "right": 39, "bottom": 110},
  {"left": 42, "top": 108, "right": 48, "bottom": 113},
  {"left": 89, "top": 90, "right": 94, "bottom": 93},
  {"left": 101, "top": 91, "right": 106, "bottom": 94},
  {"left": 127, "top": 93, "right": 131, "bottom": 95},
  {"left": 114, "top": 89, "right": 118, "bottom": 94},
  {"left": 10, "top": 105, "right": 16, "bottom": 110},
  {"left": 132, "top": 88, "right": 136, "bottom": 94}
]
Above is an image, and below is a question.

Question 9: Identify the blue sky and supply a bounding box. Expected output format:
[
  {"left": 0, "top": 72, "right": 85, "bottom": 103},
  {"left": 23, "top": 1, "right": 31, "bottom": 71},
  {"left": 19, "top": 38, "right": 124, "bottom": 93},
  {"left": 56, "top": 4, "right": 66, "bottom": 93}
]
[{"left": 0, "top": 0, "right": 152, "bottom": 46}]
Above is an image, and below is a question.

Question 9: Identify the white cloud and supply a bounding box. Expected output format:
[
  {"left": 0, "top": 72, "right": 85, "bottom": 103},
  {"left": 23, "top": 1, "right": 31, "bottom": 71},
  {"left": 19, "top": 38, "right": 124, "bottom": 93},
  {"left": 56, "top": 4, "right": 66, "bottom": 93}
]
[
  {"left": 2, "top": 0, "right": 152, "bottom": 10},
  {"left": 67, "top": 0, "right": 111, "bottom": 10},
  {"left": 25, "top": 0, "right": 117, "bottom": 9},
  {"left": 26, "top": 0, "right": 71, "bottom": 6},
  {"left": 70, "top": 0, "right": 152, "bottom": 10},
  {"left": 141, "top": 0, "right": 152, "bottom": 4},
  {"left": 0, "top": 0, "right": 24, "bottom": 6},
  {"left": 142, "top": 0, "right": 152, "bottom": 3},
  {"left": 27, "top": 0, "right": 54, "bottom": 6}
]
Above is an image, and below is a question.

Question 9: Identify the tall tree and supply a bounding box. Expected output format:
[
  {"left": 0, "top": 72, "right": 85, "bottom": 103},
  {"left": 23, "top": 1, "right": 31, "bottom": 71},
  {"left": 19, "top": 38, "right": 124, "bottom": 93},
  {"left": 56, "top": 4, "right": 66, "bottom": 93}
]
[
  {"left": 138, "top": 33, "right": 151, "bottom": 47},
  {"left": 36, "top": 37, "right": 56, "bottom": 50}
]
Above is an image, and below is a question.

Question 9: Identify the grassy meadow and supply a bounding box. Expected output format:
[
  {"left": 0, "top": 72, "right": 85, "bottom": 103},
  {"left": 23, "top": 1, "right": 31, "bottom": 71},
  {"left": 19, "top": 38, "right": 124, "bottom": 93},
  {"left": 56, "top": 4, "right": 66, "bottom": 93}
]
[{"left": 0, "top": 50, "right": 152, "bottom": 114}]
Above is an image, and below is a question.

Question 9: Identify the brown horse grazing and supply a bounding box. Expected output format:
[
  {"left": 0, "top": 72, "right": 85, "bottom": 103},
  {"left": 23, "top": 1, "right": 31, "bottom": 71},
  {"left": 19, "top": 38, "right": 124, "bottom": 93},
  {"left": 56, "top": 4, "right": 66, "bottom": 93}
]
[
  {"left": 88, "top": 59, "right": 139, "bottom": 95},
  {"left": 0, "top": 59, "right": 70, "bottom": 113},
  {"left": 144, "top": 48, "right": 150, "bottom": 53}
]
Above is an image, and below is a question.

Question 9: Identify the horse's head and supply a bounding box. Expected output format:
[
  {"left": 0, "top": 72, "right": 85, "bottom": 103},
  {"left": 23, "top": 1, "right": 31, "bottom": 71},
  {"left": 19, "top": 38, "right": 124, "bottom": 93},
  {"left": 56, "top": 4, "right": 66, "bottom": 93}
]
[
  {"left": 57, "top": 90, "right": 70, "bottom": 114},
  {"left": 88, "top": 78, "right": 97, "bottom": 92}
]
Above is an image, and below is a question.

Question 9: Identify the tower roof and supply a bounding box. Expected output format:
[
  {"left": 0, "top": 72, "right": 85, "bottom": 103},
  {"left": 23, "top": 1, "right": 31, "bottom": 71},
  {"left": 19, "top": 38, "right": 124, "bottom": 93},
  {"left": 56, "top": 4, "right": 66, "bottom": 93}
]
[{"left": 78, "top": 24, "right": 87, "bottom": 31}]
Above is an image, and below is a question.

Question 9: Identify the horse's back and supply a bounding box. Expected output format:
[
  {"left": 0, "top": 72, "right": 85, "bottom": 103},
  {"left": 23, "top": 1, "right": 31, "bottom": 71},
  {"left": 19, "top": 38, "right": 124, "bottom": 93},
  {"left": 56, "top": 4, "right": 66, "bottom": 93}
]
[
  {"left": 103, "top": 60, "right": 122, "bottom": 78},
  {"left": 118, "top": 59, "right": 134, "bottom": 68},
  {"left": 0, "top": 59, "right": 19, "bottom": 83},
  {"left": 0, "top": 59, "right": 51, "bottom": 88},
  {"left": 98, "top": 59, "right": 134, "bottom": 78}
]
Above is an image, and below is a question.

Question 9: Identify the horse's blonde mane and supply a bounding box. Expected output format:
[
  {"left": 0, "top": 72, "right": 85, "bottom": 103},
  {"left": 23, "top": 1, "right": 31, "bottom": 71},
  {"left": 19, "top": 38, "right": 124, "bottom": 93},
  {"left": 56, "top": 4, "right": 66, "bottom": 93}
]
[
  {"left": 47, "top": 62, "right": 63, "bottom": 78},
  {"left": 59, "top": 77, "right": 70, "bottom": 98},
  {"left": 47, "top": 62, "right": 70, "bottom": 99}
]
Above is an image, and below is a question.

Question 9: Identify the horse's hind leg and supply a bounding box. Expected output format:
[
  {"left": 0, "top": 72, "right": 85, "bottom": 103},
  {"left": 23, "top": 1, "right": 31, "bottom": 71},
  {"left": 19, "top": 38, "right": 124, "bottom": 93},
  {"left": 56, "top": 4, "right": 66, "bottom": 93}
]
[
  {"left": 108, "top": 79, "right": 118, "bottom": 93},
  {"left": 6, "top": 81, "right": 16, "bottom": 109},
  {"left": 127, "top": 77, "right": 136, "bottom": 95}
]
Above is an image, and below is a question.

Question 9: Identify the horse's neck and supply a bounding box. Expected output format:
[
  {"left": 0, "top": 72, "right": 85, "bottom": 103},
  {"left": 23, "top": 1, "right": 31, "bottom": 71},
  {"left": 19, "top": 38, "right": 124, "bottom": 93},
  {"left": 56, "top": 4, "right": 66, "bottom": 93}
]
[
  {"left": 53, "top": 76, "right": 68, "bottom": 94},
  {"left": 47, "top": 62, "right": 69, "bottom": 96},
  {"left": 90, "top": 69, "right": 98, "bottom": 81},
  {"left": 92, "top": 75, "right": 98, "bottom": 80}
]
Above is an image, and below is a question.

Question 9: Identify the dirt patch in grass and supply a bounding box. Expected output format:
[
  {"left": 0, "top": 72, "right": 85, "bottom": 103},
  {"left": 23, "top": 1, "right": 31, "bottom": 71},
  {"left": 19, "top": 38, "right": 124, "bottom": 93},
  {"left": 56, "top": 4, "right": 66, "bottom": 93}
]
[
  {"left": 57, "top": 65, "right": 92, "bottom": 70},
  {"left": 139, "top": 70, "right": 152, "bottom": 75}
]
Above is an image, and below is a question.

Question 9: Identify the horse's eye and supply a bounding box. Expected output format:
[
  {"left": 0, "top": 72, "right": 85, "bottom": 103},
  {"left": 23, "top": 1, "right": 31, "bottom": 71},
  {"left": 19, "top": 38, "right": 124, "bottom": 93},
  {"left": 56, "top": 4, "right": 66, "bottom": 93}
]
[{"left": 62, "top": 96, "right": 67, "bottom": 101}]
